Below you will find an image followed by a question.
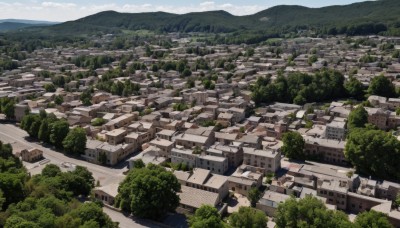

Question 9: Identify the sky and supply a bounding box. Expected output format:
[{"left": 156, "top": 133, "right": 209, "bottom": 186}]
[{"left": 0, "top": 0, "right": 371, "bottom": 22}]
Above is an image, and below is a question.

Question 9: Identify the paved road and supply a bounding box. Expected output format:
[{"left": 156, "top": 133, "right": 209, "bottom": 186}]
[
  {"left": 0, "top": 123, "right": 126, "bottom": 186},
  {"left": 102, "top": 207, "right": 163, "bottom": 228}
]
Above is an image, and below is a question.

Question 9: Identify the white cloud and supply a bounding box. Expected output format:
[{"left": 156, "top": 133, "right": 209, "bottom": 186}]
[{"left": 41, "top": 2, "right": 76, "bottom": 9}]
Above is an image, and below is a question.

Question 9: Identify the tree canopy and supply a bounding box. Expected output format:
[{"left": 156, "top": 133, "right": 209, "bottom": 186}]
[
  {"left": 115, "top": 163, "right": 180, "bottom": 220},
  {"left": 345, "top": 128, "right": 400, "bottom": 180},
  {"left": 367, "top": 75, "right": 396, "bottom": 98},
  {"left": 62, "top": 127, "right": 87, "bottom": 156},
  {"left": 281, "top": 131, "right": 305, "bottom": 160},
  {"left": 227, "top": 206, "right": 267, "bottom": 228},
  {"left": 275, "top": 196, "right": 352, "bottom": 228},
  {"left": 347, "top": 105, "right": 368, "bottom": 131},
  {"left": 189, "top": 205, "right": 225, "bottom": 228}
]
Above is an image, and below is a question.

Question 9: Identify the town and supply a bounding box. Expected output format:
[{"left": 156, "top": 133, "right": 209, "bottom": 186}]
[{"left": 1, "top": 33, "right": 400, "bottom": 228}]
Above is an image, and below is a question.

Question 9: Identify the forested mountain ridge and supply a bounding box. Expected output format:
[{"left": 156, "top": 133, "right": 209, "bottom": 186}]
[{"left": 12, "top": 0, "right": 398, "bottom": 36}]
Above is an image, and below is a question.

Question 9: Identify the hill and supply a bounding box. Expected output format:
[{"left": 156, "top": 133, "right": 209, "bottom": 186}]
[
  {"left": 0, "top": 19, "right": 58, "bottom": 24},
  {"left": 0, "top": 22, "right": 56, "bottom": 31},
  {"left": 6, "top": 0, "right": 400, "bottom": 37}
]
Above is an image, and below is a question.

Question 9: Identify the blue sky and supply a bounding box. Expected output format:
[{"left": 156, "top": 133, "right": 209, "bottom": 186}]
[{"left": 0, "top": 0, "right": 370, "bottom": 21}]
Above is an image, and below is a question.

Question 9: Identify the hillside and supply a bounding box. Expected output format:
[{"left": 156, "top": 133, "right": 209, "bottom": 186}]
[{"left": 7, "top": 0, "right": 400, "bottom": 36}]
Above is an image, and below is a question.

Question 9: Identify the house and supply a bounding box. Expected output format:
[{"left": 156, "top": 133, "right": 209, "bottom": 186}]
[
  {"left": 127, "top": 146, "right": 167, "bottom": 169},
  {"left": 178, "top": 185, "right": 221, "bottom": 213},
  {"left": 196, "top": 154, "right": 229, "bottom": 175},
  {"left": 148, "top": 138, "right": 174, "bottom": 157},
  {"left": 242, "top": 147, "right": 281, "bottom": 174},
  {"left": 105, "top": 129, "right": 127, "bottom": 145},
  {"left": 237, "top": 135, "right": 262, "bottom": 149},
  {"left": 228, "top": 165, "right": 263, "bottom": 196},
  {"left": 93, "top": 183, "right": 119, "bottom": 206},
  {"left": 256, "top": 191, "right": 291, "bottom": 216},
  {"left": 176, "top": 168, "right": 229, "bottom": 200},
  {"left": 20, "top": 148, "right": 43, "bottom": 162}
]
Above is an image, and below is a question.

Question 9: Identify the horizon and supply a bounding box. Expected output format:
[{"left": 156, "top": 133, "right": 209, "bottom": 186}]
[{"left": 0, "top": 0, "right": 370, "bottom": 22}]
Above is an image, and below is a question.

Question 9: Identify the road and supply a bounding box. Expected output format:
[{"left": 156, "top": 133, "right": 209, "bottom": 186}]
[
  {"left": 103, "top": 207, "right": 164, "bottom": 228},
  {"left": 0, "top": 123, "right": 126, "bottom": 187}
]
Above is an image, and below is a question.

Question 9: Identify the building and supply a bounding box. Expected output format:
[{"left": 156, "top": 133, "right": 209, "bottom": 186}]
[
  {"left": 196, "top": 154, "right": 229, "bottom": 175},
  {"left": 93, "top": 183, "right": 119, "bottom": 206},
  {"left": 256, "top": 191, "right": 291, "bottom": 216},
  {"left": 178, "top": 185, "right": 221, "bottom": 213},
  {"left": 207, "top": 144, "right": 243, "bottom": 168},
  {"left": 105, "top": 129, "right": 127, "bottom": 145},
  {"left": 325, "top": 121, "right": 346, "bottom": 140},
  {"left": 228, "top": 165, "right": 263, "bottom": 196},
  {"left": 242, "top": 147, "right": 281, "bottom": 174},
  {"left": 175, "top": 168, "right": 229, "bottom": 200},
  {"left": 20, "top": 148, "right": 43, "bottom": 162},
  {"left": 304, "top": 136, "right": 347, "bottom": 165},
  {"left": 149, "top": 138, "right": 174, "bottom": 157}
]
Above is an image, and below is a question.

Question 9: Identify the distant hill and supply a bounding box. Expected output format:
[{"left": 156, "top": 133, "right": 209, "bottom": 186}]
[
  {"left": 0, "top": 19, "right": 58, "bottom": 25},
  {"left": 6, "top": 0, "right": 400, "bottom": 36},
  {"left": 0, "top": 19, "right": 59, "bottom": 32}
]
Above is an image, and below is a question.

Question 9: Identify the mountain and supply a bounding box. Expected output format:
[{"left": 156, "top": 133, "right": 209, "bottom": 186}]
[
  {"left": 7, "top": 0, "right": 400, "bottom": 36},
  {"left": 0, "top": 19, "right": 58, "bottom": 25}
]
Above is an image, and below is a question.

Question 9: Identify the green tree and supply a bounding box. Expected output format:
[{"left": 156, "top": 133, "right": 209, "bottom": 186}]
[
  {"left": 354, "top": 210, "right": 392, "bottom": 228},
  {"left": 189, "top": 205, "right": 225, "bottom": 228},
  {"left": 63, "top": 127, "right": 87, "bottom": 156},
  {"left": 248, "top": 188, "right": 262, "bottom": 208},
  {"left": 44, "top": 83, "right": 56, "bottom": 92},
  {"left": 54, "top": 95, "right": 63, "bottom": 105},
  {"left": 228, "top": 206, "right": 267, "bottom": 228},
  {"left": 345, "top": 77, "right": 365, "bottom": 99},
  {"left": 1, "top": 98, "right": 15, "bottom": 119},
  {"left": 50, "top": 120, "right": 70, "bottom": 148},
  {"left": 367, "top": 75, "right": 396, "bottom": 98},
  {"left": 115, "top": 164, "right": 180, "bottom": 220},
  {"left": 42, "top": 164, "right": 62, "bottom": 177},
  {"left": 347, "top": 105, "right": 368, "bottom": 130},
  {"left": 281, "top": 131, "right": 305, "bottom": 160},
  {"left": 345, "top": 128, "right": 400, "bottom": 180},
  {"left": 275, "top": 195, "right": 351, "bottom": 228},
  {"left": 38, "top": 120, "right": 50, "bottom": 143}
]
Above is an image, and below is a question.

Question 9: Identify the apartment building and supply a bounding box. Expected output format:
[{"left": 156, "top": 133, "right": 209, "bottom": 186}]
[
  {"left": 242, "top": 147, "right": 281, "bottom": 174},
  {"left": 207, "top": 144, "right": 243, "bottom": 168},
  {"left": 148, "top": 138, "right": 174, "bottom": 157},
  {"left": 196, "top": 154, "right": 228, "bottom": 175},
  {"left": 228, "top": 165, "right": 263, "bottom": 196},
  {"left": 304, "top": 136, "right": 347, "bottom": 165},
  {"left": 325, "top": 121, "right": 346, "bottom": 140}
]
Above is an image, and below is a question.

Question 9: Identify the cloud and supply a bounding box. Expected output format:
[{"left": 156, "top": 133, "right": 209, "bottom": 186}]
[{"left": 41, "top": 2, "right": 76, "bottom": 9}]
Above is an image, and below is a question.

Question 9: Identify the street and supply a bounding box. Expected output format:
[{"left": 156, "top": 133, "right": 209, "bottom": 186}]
[{"left": 0, "top": 123, "right": 127, "bottom": 186}]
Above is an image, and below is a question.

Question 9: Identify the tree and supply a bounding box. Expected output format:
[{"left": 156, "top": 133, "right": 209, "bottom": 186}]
[
  {"left": 345, "top": 77, "right": 365, "bottom": 99},
  {"left": 115, "top": 164, "right": 180, "bottom": 220},
  {"left": 1, "top": 98, "right": 15, "bottom": 119},
  {"left": 367, "top": 75, "right": 396, "bottom": 98},
  {"left": 44, "top": 83, "right": 56, "bottom": 92},
  {"left": 63, "top": 127, "right": 87, "bottom": 156},
  {"left": 228, "top": 206, "right": 267, "bottom": 228},
  {"left": 38, "top": 120, "right": 50, "bottom": 143},
  {"left": 42, "top": 164, "right": 62, "bottom": 177},
  {"left": 54, "top": 95, "right": 63, "bottom": 105},
  {"left": 354, "top": 210, "right": 392, "bottom": 228},
  {"left": 248, "top": 187, "right": 262, "bottom": 208},
  {"left": 275, "top": 196, "right": 352, "bottom": 228},
  {"left": 345, "top": 128, "right": 400, "bottom": 180},
  {"left": 50, "top": 120, "right": 70, "bottom": 148},
  {"left": 281, "top": 131, "right": 305, "bottom": 160},
  {"left": 189, "top": 205, "right": 225, "bottom": 228},
  {"left": 347, "top": 105, "right": 368, "bottom": 130}
]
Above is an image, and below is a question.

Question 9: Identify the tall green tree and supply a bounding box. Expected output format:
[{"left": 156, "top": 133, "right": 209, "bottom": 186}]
[
  {"left": 50, "top": 120, "right": 69, "bottom": 149},
  {"left": 345, "top": 77, "right": 365, "bottom": 100},
  {"left": 275, "top": 196, "right": 352, "bottom": 228},
  {"left": 62, "top": 127, "right": 87, "bottom": 156},
  {"left": 367, "top": 75, "right": 396, "bottom": 98},
  {"left": 353, "top": 210, "right": 392, "bottom": 228},
  {"left": 189, "top": 205, "right": 225, "bottom": 228},
  {"left": 345, "top": 128, "right": 400, "bottom": 180},
  {"left": 281, "top": 131, "right": 305, "bottom": 160},
  {"left": 228, "top": 206, "right": 267, "bottom": 228},
  {"left": 115, "top": 164, "right": 180, "bottom": 220},
  {"left": 347, "top": 105, "right": 368, "bottom": 130},
  {"left": 248, "top": 188, "right": 262, "bottom": 208}
]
